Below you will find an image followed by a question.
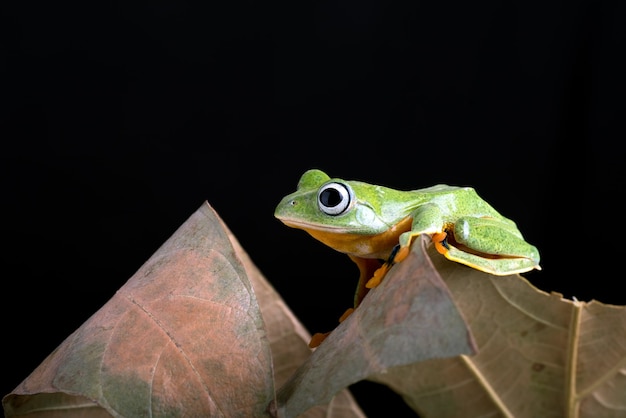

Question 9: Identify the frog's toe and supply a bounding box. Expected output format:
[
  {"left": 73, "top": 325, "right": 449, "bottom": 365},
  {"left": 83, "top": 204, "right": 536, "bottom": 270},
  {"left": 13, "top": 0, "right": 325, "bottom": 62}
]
[
  {"left": 309, "top": 332, "right": 331, "bottom": 348},
  {"left": 392, "top": 245, "right": 410, "bottom": 263},
  {"left": 432, "top": 231, "right": 449, "bottom": 255},
  {"left": 365, "top": 264, "right": 389, "bottom": 288},
  {"left": 339, "top": 308, "right": 354, "bottom": 322}
]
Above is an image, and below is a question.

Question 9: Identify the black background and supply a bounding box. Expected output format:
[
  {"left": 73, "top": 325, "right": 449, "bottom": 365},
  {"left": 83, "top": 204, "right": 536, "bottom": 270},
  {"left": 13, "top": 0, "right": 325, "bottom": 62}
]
[{"left": 2, "top": 1, "right": 625, "bottom": 416}]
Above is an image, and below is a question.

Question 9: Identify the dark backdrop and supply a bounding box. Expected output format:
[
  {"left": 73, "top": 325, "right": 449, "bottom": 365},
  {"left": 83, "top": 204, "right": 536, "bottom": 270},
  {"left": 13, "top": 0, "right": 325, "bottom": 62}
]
[{"left": 2, "top": 1, "right": 624, "bottom": 416}]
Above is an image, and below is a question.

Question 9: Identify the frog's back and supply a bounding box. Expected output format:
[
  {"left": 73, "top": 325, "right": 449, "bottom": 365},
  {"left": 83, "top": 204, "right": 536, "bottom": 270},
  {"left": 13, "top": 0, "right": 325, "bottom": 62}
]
[{"left": 407, "top": 184, "right": 508, "bottom": 221}]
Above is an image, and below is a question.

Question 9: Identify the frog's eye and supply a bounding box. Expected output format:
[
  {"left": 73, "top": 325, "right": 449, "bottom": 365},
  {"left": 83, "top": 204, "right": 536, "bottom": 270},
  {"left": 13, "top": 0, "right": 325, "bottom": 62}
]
[{"left": 317, "top": 182, "right": 353, "bottom": 216}]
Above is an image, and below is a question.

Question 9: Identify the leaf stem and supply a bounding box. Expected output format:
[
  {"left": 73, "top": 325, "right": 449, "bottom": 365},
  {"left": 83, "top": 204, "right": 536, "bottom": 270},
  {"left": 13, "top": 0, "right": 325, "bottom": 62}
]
[
  {"left": 460, "top": 355, "right": 514, "bottom": 418},
  {"left": 564, "top": 300, "right": 582, "bottom": 418}
]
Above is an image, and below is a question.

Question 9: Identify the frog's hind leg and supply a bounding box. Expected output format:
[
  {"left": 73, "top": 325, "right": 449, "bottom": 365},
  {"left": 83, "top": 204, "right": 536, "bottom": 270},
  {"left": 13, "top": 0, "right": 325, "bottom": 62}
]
[
  {"left": 442, "top": 244, "right": 540, "bottom": 275},
  {"left": 435, "top": 217, "right": 541, "bottom": 275}
]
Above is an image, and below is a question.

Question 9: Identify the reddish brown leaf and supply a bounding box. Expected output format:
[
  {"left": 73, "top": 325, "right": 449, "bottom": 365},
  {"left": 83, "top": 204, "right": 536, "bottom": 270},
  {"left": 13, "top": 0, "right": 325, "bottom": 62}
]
[{"left": 3, "top": 203, "right": 275, "bottom": 417}]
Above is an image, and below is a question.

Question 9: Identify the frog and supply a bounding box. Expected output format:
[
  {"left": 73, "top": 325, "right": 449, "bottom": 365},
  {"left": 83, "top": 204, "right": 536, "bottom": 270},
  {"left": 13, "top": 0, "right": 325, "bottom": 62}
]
[{"left": 274, "top": 169, "right": 541, "bottom": 347}]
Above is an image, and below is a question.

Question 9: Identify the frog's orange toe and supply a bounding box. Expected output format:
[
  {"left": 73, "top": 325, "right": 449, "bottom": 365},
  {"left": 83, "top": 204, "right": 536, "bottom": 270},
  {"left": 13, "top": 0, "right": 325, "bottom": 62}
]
[
  {"left": 309, "top": 332, "right": 331, "bottom": 348},
  {"left": 365, "top": 264, "right": 389, "bottom": 288},
  {"left": 393, "top": 245, "right": 410, "bottom": 263},
  {"left": 433, "top": 232, "right": 448, "bottom": 255},
  {"left": 339, "top": 308, "right": 355, "bottom": 322}
]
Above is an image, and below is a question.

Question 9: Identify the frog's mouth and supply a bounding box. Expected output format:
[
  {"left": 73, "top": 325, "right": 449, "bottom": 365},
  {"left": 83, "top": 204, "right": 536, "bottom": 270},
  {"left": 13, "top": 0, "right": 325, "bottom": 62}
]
[{"left": 278, "top": 218, "right": 349, "bottom": 232}]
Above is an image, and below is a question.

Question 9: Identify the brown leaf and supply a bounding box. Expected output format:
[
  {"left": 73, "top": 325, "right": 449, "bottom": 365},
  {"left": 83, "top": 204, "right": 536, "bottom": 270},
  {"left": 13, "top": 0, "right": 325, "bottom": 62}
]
[
  {"left": 272, "top": 235, "right": 477, "bottom": 418},
  {"left": 3, "top": 202, "right": 275, "bottom": 417},
  {"left": 370, "top": 243, "right": 626, "bottom": 417}
]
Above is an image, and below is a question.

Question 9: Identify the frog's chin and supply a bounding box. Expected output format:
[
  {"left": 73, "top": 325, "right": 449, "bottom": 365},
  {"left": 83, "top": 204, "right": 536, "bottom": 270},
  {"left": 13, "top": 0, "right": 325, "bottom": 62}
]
[{"left": 279, "top": 218, "right": 399, "bottom": 259}]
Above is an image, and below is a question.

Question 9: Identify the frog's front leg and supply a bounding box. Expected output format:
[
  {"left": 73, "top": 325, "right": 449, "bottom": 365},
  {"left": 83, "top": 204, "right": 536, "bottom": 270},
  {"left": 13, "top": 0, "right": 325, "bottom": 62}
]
[
  {"left": 365, "top": 203, "right": 445, "bottom": 288},
  {"left": 350, "top": 255, "right": 384, "bottom": 306},
  {"left": 440, "top": 216, "right": 541, "bottom": 275}
]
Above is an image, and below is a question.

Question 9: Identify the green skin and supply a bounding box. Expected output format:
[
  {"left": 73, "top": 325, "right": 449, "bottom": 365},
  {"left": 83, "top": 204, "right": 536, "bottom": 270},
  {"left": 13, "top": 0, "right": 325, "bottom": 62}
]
[{"left": 275, "top": 169, "right": 541, "bottom": 276}]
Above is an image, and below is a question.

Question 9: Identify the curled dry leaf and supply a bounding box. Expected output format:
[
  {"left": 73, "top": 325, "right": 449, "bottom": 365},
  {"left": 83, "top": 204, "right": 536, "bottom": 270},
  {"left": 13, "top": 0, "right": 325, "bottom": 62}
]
[
  {"left": 3, "top": 202, "right": 366, "bottom": 418},
  {"left": 370, "top": 244, "right": 626, "bottom": 418},
  {"left": 3, "top": 203, "right": 275, "bottom": 417},
  {"left": 272, "top": 235, "right": 478, "bottom": 418}
]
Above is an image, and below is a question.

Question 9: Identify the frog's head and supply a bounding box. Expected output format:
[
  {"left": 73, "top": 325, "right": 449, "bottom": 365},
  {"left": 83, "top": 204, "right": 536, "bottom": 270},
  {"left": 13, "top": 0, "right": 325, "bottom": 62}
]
[{"left": 274, "top": 169, "right": 390, "bottom": 235}]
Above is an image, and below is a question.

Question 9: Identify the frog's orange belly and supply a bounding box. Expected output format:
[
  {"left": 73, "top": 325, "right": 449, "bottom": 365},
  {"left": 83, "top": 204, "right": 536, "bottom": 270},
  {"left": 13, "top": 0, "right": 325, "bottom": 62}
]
[{"left": 301, "top": 216, "right": 413, "bottom": 260}]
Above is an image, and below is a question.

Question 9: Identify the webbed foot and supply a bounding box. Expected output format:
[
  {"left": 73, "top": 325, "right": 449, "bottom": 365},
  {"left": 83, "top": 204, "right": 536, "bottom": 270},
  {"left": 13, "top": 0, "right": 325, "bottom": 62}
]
[
  {"left": 365, "top": 244, "right": 411, "bottom": 288},
  {"left": 365, "top": 263, "right": 390, "bottom": 288}
]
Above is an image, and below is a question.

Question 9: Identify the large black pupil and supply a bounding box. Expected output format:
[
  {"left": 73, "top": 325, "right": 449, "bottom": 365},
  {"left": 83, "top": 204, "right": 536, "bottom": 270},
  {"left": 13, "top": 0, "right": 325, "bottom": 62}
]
[{"left": 320, "top": 188, "right": 342, "bottom": 207}]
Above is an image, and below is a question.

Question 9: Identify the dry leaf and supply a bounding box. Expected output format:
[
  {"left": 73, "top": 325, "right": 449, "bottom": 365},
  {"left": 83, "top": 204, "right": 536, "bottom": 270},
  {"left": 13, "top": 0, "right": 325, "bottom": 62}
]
[
  {"left": 3, "top": 203, "right": 274, "bottom": 417},
  {"left": 272, "top": 235, "right": 477, "bottom": 418},
  {"left": 3, "top": 202, "right": 366, "bottom": 418},
  {"left": 370, "top": 243, "right": 626, "bottom": 417}
]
